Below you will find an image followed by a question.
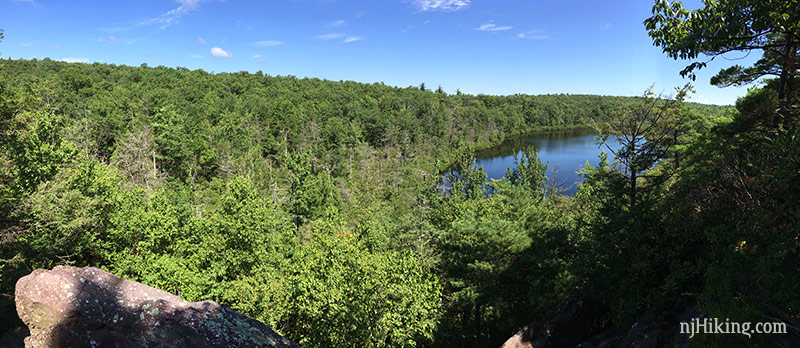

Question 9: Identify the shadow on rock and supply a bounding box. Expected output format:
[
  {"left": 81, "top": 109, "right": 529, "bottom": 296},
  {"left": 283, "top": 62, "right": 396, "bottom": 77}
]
[{"left": 15, "top": 265, "right": 299, "bottom": 348}]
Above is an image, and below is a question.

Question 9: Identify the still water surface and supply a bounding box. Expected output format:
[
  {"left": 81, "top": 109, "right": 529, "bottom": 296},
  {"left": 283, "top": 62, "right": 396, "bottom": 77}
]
[{"left": 470, "top": 129, "right": 619, "bottom": 196}]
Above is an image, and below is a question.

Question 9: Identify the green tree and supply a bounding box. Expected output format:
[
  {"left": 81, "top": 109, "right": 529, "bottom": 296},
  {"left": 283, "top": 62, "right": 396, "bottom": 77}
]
[
  {"left": 645, "top": 0, "right": 800, "bottom": 101},
  {"left": 446, "top": 150, "right": 487, "bottom": 200},
  {"left": 286, "top": 229, "right": 441, "bottom": 348},
  {"left": 598, "top": 85, "right": 689, "bottom": 207},
  {"left": 505, "top": 146, "right": 548, "bottom": 199},
  {"left": 432, "top": 150, "right": 567, "bottom": 347},
  {"left": 286, "top": 150, "right": 342, "bottom": 224},
  {"left": 0, "top": 86, "right": 77, "bottom": 197}
]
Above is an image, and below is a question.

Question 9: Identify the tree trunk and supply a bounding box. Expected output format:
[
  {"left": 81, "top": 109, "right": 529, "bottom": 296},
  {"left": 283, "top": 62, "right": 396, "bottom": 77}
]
[
  {"left": 630, "top": 168, "right": 637, "bottom": 209},
  {"left": 152, "top": 150, "right": 157, "bottom": 186}
]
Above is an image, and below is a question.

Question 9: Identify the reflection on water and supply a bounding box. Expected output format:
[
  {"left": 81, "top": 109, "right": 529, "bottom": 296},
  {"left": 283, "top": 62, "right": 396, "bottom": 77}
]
[{"left": 449, "top": 129, "right": 620, "bottom": 196}]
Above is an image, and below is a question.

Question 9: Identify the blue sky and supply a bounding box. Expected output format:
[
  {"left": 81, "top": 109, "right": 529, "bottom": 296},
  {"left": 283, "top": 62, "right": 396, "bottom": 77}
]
[{"left": 2, "top": 0, "right": 762, "bottom": 105}]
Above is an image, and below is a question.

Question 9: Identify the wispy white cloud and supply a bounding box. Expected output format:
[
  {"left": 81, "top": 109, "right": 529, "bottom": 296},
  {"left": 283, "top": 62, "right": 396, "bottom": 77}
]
[
  {"left": 411, "top": 0, "right": 470, "bottom": 12},
  {"left": 189, "top": 53, "right": 203, "bottom": 59},
  {"left": 20, "top": 41, "right": 35, "bottom": 47},
  {"left": 603, "top": 22, "right": 613, "bottom": 30},
  {"left": 137, "top": 0, "right": 206, "bottom": 30},
  {"left": 475, "top": 21, "right": 512, "bottom": 32},
  {"left": 97, "top": 35, "right": 138, "bottom": 44},
  {"left": 253, "top": 54, "right": 262, "bottom": 58},
  {"left": 251, "top": 40, "right": 284, "bottom": 47},
  {"left": 61, "top": 57, "right": 90, "bottom": 63},
  {"left": 316, "top": 33, "right": 364, "bottom": 43},
  {"left": 210, "top": 46, "right": 232, "bottom": 58},
  {"left": 11, "top": 0, "right": 35, "bottom": 3},
  {"left": 43, "top": 43, "right": 61, "bottom": 49},
  {"left": 317, "top": 33, "right": 344, "bottom": 40},
  {"left": 139, "top": 8, "right": 190, "bottom": 29},
  {"left": 328, "top": 19, "right": 346, "bottom": 28},
  {"left": 197, "top": 36, "right": 206, "bottom": 45},
  {"left": 343, "top": 36, "right": 364, "bottom": 43},
  {"left": 177, "top": 0, "right": 201, "bottom": 10},
  {"left": 99, "top": 35, "right": 123, "bottom": 43},
  {"left": 517, "top": 29, "right": 548, "bottom": 40}
]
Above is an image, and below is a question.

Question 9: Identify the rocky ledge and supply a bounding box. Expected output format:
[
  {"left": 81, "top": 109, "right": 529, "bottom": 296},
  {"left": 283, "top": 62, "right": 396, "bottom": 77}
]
[{"left": 12, "top": 265, "right": 299, "bottom": 348}]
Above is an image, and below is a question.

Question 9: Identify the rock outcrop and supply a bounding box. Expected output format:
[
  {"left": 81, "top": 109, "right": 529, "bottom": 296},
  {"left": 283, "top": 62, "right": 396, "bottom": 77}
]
[{"left": 15, "top": 266, "right": 299, "bottom": 348}]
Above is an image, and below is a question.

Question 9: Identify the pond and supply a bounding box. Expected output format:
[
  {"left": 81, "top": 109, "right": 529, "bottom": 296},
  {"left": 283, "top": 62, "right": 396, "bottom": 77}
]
[{"left": 451, "top": 129, "right": 620, "bottom": 196}]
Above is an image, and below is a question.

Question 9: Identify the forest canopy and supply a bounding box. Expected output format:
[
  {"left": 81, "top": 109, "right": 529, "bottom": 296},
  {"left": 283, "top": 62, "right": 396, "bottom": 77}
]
[{"left": 2, "top": 2, "right": 799, "bottom": 344}]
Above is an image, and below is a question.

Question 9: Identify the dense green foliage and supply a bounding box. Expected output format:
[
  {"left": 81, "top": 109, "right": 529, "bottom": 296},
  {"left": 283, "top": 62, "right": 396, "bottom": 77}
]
[
  {"left": 2, "top": 4, "right": 799, "bottom": 345},
  {"left": 0, "top": 57, "right": 726, "bottom": 346}
]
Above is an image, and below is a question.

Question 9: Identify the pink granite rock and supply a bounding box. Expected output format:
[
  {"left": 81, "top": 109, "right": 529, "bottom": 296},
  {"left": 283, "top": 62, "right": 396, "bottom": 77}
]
[{"left": 15, "top": 265, "right": 299, "bottom": 348}]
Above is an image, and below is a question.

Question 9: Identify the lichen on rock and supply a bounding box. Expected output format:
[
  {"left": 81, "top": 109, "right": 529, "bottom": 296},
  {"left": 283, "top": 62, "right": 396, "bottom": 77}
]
[{"left": 15, "top": 266, "right": 299, "bottom": 348}]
